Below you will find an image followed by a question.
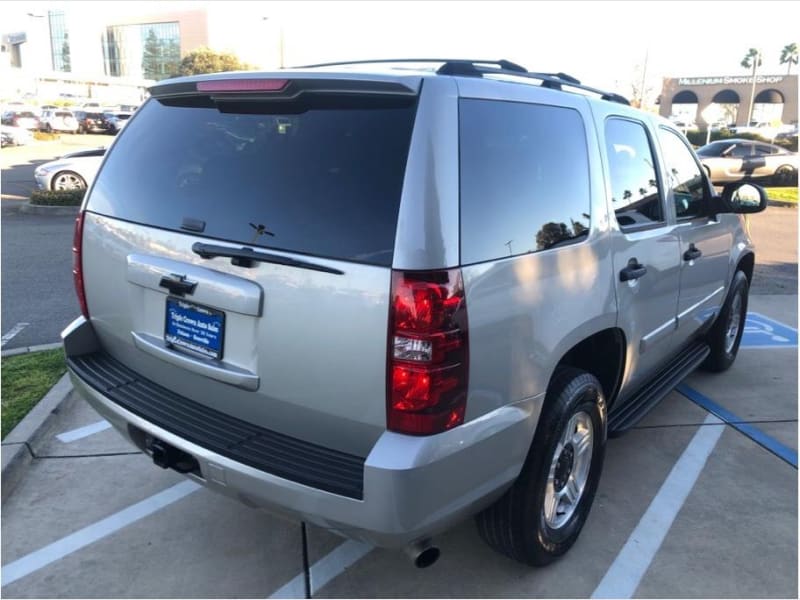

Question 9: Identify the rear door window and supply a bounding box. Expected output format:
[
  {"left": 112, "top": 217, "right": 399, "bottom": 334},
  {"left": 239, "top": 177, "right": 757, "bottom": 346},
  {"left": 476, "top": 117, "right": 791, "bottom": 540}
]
[
  {"left": 605, "top": 118, "right": 664, "bottom": 230},
  {"left": 87, "top": 96, "right": 417, "bottom": 267},
  {"left": 658, "top": 127, "right": 708, "bottom": 220},
  {"left": 459, "top": 99, "right": 591, "bottom": 264}
]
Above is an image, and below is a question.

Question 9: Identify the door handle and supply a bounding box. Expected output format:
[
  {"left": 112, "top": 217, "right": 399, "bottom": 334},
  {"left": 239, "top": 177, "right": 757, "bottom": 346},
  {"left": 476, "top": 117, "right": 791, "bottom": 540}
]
[
  {"left": 683, "top": 244, "right": 702, "bottom": 261},
  {"left": 620, "top": 258, "right": 647, "bottom": 282}
]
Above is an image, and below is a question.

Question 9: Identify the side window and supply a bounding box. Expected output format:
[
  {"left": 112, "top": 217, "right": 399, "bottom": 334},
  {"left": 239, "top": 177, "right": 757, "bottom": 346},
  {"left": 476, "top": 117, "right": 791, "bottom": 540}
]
[
  {"left": 728, "top": 143, "right": 752, "bottom": 158},
  {"left": 605, "top": 118, "right": 663, "bottom": 229},
  {"left": 459, "top": 99, "right": 591, "bottom": 264},
  {"left": 658, "top": 128, "right": 708, "bottom": 219},
  {"left": 754, "top": 143, "right": 774, "bottom": 156}
]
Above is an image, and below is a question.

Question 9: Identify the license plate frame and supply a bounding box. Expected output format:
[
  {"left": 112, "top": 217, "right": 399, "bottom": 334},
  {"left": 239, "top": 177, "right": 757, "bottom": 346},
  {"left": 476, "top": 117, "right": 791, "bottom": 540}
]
[{"left": 164, "top": 297, "right": 225, "bottom": 360}]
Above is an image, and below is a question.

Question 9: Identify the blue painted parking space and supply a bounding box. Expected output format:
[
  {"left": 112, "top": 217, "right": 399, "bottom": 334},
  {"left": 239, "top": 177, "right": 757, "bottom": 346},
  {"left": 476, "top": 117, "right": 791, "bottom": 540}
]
[
  {"left": 740, "top": 312, "right": 797, "bottom": 349},
  {"left": 676, "top": 384, "right": 798, "bottom": 468}
]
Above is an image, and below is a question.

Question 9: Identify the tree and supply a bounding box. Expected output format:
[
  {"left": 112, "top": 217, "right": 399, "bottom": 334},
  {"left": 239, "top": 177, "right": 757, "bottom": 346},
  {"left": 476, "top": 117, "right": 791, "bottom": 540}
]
[
  {"left": 630, "top": 63, "right": 653, "bottom": 110},
  {"left": 61, "top": 32, "right": 71, "bottom": 72},
  {"left": 740, "top": 47, "right": 762, "bottom": 71},
  {"left": 176, "top": 47, "right": 254, "bottom": 77},
  {"left": 740, "top": 48, "right": 762, "bottom": 125},
  {"left": 780, "top": 43, "right": 798, "bottom": 75},
  {"left": 142, "top": 29, "right": 162, "bottom": 79}
]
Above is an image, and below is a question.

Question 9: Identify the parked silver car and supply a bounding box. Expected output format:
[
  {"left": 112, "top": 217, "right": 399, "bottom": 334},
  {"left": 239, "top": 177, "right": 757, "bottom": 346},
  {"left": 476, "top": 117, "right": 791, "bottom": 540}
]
[
  {"left": 34, "top": 148, "right": 105, "bottom": 190},
  {"left": 63, "top": 59, "right": 765, "bottom": 568},
  {"left": 103, "top": 111, "right": 132, "bottom": 134},
  {"left": 697, "top": 138, "right": 799, "bottom": 185}
]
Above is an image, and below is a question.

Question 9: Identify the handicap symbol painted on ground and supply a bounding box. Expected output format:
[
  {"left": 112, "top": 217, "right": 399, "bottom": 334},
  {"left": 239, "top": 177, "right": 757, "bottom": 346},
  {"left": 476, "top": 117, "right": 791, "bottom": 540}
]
[{"left": 740, "top": 312, "right": 798, "bottom": 349}]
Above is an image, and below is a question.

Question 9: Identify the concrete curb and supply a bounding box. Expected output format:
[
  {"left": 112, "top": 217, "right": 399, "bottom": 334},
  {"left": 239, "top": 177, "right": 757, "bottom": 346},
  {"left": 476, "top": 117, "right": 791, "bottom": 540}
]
[
  {"left": 1, "top": 342, "right": 63, "bottom": 358},
  {"left": 19, "top": 202, "right": 80, "bottom": 216},
  {"left": 767, "top": 200, "right": 797, "bottom": 209},
  {"left": 1, "top": 372, "right": 73, "bottom": 503}
]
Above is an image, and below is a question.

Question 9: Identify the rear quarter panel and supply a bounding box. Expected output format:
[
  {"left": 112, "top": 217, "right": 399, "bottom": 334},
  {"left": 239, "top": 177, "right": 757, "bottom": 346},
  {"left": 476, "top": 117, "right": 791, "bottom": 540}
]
[{"left": 452, "top": 80, "right": 617, "bottom": 421}]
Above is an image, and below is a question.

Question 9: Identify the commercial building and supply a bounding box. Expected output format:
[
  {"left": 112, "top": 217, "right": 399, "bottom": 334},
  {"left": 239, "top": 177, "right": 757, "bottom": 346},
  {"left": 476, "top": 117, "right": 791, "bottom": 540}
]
[
  {"left": 0, "top": 4, "right": 271, "bottom": 103},
  {"left": 659, "top": 74, "right": 798, "bottom": 128}
]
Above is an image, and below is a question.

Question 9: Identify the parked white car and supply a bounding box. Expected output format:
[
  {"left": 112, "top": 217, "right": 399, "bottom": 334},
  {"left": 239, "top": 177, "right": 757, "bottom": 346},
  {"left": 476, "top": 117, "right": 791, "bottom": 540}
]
[
  {"left": 34, "top": 148, "right": 106, "bottom": 190},
  {"left": 40, "top": 109, "right": 79, "bottom": 133},
  {"left": 697, "top": 139, "right": 798, "bottom": 185}
]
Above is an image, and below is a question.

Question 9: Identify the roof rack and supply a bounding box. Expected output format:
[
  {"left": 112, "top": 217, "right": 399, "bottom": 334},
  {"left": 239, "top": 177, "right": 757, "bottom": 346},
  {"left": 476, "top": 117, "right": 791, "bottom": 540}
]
[
  {"left": 294, "top": 58, "right": 528, "bottom": 73},
  {"left": 293, "top": 58, "right": 629, "bottom": 106}
]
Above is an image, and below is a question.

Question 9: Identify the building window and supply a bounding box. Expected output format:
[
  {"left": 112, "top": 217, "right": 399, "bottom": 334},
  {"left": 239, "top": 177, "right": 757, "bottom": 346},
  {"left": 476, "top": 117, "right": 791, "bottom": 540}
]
[
  {"left": 753, "top": 89, "right": 785, "bottom": 124},
  {"left": 48, "top": 10, "right": 71, "bottom": 72},
  {"left": 103, "top": 22, "right": 180, "bottom": 80}
]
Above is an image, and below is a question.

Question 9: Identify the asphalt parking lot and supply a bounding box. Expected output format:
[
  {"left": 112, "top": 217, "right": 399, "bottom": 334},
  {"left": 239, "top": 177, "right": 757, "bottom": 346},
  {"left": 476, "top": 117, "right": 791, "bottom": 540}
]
[{"left": 1, "top": 138, "right": 797, "bottom": 598}]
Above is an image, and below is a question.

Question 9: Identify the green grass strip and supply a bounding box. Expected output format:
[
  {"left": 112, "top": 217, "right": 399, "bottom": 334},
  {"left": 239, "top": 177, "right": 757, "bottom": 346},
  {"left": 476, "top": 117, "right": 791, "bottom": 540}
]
[{"left": 1, "top": 349, "right": 67, "bottom": 439}]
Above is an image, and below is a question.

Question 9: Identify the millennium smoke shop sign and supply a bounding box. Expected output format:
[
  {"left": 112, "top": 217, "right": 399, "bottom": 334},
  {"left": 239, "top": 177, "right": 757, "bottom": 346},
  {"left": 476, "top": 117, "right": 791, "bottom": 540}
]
[{"left": 679, "top": 75, "right": 786, "bottom": 86}]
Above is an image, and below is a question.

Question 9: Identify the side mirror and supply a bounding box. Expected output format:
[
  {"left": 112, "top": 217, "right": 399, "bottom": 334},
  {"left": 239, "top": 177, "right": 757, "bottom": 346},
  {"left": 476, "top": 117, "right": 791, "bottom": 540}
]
[{"left": 714, "top": 182, "right": 768, "bottom": 214}]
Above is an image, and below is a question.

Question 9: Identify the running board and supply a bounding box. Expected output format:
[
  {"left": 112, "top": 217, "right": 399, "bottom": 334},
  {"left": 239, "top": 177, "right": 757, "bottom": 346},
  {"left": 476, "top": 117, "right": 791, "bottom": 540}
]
[{"left": 608, "top": 342, "right": 710, "bottom": 436}]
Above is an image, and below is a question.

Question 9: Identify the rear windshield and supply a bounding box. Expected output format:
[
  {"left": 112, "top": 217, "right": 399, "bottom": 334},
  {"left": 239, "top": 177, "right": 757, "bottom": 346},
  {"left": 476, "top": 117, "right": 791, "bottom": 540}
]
[{"left": 87, "top": 95, "right": 417, "bottom": 266}]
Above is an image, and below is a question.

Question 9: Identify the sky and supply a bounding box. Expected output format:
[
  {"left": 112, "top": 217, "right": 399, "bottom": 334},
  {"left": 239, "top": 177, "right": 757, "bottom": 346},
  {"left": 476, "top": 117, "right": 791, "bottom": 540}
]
[{"left": 3, "top": 0, "right": 798, "bottom": 103}]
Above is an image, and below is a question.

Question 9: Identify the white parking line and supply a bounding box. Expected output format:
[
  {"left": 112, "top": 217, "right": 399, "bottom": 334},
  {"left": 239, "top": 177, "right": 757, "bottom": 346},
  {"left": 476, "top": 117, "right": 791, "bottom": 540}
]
[
  {"left": 1, "top": 480, "right": 200, "bottom": 587},
  {"left": 269, "top": 540, "right": 373, "bottom": 598},
  {"left": 592, "top": 414, "right": 725, "bottom": 598},
  {"left": 1, "top": 322, "right": 30, "bottom": 347},
  {"left": 57, "top": 420, "right": 112, "bottom": 443}
]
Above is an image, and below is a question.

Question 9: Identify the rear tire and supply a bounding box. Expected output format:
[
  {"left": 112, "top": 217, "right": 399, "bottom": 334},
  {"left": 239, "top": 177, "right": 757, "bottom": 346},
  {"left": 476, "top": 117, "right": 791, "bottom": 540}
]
[
  {"left": 701, "top": 270, "right": 748, "bottom": 372},
  {"left": 476, "top": 367, "right": 606, "bottom": 566}
]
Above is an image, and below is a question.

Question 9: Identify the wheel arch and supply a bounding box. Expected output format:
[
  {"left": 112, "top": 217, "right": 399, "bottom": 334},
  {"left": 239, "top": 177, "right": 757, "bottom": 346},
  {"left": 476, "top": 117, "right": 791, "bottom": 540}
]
[
  {"left": 533, "top": 328, "right": 627, "bottom": 440},
  {"left": 736, "top": 251, "right": 755, "bottom": 285}
]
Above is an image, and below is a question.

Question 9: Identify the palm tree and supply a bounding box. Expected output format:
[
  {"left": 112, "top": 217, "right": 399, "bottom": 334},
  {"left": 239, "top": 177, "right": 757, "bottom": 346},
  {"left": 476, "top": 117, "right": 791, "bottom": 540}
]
[
  {"left": 741, "top": 48, "right": 762, "bottom": 125},
  {"left": 740, "top": 48, "right": 762, "bottom": 71},
  {"left": 780, "top": 43, "right": 798, "bottom": 75}
]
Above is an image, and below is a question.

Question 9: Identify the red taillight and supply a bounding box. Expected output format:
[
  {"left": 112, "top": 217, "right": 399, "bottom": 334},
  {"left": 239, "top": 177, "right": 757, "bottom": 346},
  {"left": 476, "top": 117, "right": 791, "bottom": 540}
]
[
  {"left": 72, "top": 211, "right": 88, "bottom": 318},
  {"left": 387, "top": 269, "right": 468, "bottom": 435},
  {"left": 196, "top": 79, "right": 288, "bottom": 93}
]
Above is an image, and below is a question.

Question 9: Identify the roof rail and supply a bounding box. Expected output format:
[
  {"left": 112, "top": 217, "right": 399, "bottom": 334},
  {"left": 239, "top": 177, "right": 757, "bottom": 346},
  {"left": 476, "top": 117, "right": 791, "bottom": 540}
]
[
  {"left": 293, "top": 58, "right": 629, "bottom": 106},
  {"left": 440, "top": 62, "right": 630, "bottom": 106},
  {"left": 294, "top": 58, "right": 528, "bottom": 72}
]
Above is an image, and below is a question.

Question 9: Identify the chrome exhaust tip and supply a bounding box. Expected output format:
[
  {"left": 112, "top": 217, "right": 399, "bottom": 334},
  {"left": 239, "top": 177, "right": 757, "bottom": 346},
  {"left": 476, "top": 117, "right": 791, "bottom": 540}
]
[{"left": 404, "top": 539, "right": 440, "bottom": 568}]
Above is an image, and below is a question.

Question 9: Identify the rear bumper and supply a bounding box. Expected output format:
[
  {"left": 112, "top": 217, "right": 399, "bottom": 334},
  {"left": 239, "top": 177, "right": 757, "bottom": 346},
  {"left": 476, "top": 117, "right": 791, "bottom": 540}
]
[{"left": 63, "top": 316, "right": 540, "bottom": 548}]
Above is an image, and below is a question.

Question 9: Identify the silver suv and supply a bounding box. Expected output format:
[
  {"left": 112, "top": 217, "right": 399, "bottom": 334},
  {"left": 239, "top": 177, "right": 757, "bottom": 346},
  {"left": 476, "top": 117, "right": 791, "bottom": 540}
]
[{"left": 62, "top": 59, "right": 766, "bottom": 568}]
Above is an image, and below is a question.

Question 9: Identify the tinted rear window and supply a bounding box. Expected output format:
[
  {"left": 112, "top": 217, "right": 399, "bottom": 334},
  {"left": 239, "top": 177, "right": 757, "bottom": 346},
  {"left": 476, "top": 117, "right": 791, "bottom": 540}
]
[{"left": 87, "top": 95, "right": 417, "bottom": 266}]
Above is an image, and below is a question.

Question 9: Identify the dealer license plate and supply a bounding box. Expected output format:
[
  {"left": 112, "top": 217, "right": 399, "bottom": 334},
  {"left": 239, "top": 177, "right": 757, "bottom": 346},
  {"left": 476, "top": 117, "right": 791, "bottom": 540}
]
[{"left": 165, "top": 297, "right": 225, "bottom": 360}]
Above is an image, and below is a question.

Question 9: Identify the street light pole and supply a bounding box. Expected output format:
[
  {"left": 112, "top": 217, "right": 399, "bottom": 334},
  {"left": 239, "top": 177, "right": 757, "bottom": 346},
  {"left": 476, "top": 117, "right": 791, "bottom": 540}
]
[
  {"left": 638, "top": 49, "right": 648, "bottom": 109},
  {"left": 262, "top": 17, "right": 285, "bottom": 69}
]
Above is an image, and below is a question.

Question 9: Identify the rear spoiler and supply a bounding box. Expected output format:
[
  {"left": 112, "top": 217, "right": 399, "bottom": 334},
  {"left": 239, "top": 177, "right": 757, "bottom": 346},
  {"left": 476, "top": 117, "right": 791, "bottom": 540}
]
[{"left": 149, "top": 76, "right": 420, "bottom": 101}]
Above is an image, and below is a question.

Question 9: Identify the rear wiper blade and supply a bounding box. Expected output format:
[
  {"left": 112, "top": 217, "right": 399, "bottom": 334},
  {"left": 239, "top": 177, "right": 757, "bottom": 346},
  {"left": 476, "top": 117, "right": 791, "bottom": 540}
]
[{"left": 192, "top": 242, "right": 344, "bottom": 275}]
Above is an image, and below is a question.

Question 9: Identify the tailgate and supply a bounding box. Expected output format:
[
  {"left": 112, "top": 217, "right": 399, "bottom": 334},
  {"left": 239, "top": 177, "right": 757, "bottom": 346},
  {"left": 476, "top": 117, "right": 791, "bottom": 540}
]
[{"left": 80, "top": 76, "right": 419, "bottom": 456}]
